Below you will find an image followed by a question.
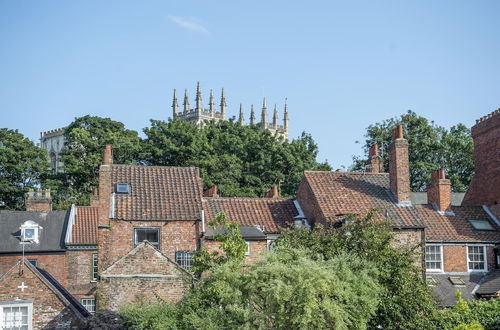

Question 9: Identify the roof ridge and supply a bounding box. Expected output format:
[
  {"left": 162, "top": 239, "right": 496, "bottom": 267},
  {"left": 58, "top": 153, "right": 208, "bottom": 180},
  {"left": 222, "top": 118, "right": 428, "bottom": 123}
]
[
  {"left": 111, "top": 164, "right": 199, "bottom": 170},
  {"left": 204, "top": 197, "right": 294, "bottom": 201}
]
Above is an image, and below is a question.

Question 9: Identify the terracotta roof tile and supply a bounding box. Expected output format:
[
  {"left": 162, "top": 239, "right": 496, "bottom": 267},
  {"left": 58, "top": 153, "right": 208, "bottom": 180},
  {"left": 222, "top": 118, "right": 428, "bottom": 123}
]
[
  {"left": 111, "top": 165, "right": 203, "bottom": 221},
  {"left": 71, "top": 206, "right": 98, "bottom": 245},
  {"left": 301, "top": 171, "right": 424, "bottom": 228},
  {"left": 419, "top": 205, "right": 500, "bottom": 243},
  {"left": 204, "top": 197, "right": 298, "bottom": 233}
]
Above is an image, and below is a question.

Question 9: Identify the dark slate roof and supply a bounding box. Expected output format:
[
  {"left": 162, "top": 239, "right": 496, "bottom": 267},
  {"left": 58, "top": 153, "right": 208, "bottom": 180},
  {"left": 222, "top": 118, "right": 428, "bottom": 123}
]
[
  {"left": 300, "top": 171, "right": 424, "bottom": 228},
  {"left": 476, "top": 270, "right": 500, "bottom": 296},
  {"left": 203, "top": 197, "right": 298, "bottom": 233},
  {"left": 0, "top": 210, "right": 68, "bottom": 253},
  {"left": 111, "top": 165, "right": 203, "bottom": 221},
  {"left": 428, "top": 273, "right": 485, "bottom": 307},
  {"left": 419, "top": 205, "right": 500, "bottom": 243},
  {"left": 205, "top": 226, "right": 267, "bottom": 240},
  {"left": 411, "top": 192, "right": 465, "bottom": 206},
  {"left": 70, "top": 206, "right": 98, "bottom": 245}
]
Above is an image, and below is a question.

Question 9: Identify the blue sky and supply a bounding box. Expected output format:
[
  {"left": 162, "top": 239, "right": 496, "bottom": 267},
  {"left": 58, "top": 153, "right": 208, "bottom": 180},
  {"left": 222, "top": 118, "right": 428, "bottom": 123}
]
[{"left": 1, "top": 1, "right": 499, "bottom": 168}]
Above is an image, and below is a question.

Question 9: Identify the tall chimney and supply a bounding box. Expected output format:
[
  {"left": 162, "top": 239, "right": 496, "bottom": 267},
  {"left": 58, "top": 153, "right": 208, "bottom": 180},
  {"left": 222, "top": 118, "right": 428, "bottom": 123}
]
[
  {"left": 203, "top": 185, "right": 219, "bottom": 198},
  {"left": 26, "top": 189, "right": 52, "bottom": 212},
  {"left": 427, "top": 169, "right": 451, "bottom": 213},
  {"left": 102, "top": 144, "right": 113, "bottom": 165},
  {"left": 389, "top": 125, "right": 411, "bottom": 204},
  {"left": 366, "top": 144, "right": 383, "bottom": 173},
  {"left": 266, "top": 185, "right": 279, "bottom": 198}
]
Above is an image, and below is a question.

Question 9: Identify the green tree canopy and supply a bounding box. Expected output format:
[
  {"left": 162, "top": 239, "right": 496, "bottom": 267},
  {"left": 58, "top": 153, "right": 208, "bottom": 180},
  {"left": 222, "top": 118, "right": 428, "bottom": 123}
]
[
  {"left": 277, "top": 212, "right": 437, "bottom": 330},
  {"left": 142, "top": 119, "right": 330, "bottom": 197},
  {"left": 53, "top": 115, "right": 142, "bottom": 206},
  {"left": 350, "top": 110, "right": 473, "bottom": 192},
  {"left": 0, "top": 129, "right": 49, "bottom": 209}
]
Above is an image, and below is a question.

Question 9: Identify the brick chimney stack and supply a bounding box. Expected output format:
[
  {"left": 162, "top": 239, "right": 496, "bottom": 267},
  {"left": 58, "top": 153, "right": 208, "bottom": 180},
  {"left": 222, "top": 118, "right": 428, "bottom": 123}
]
[
  {"left": 266, "top": 185, "right": 279, "bottom": 198},
  {"left": 366, "top": 144, "right": 383, "bottom": 173},
  {"left": 427, "top": 169, "right": 451, "bottom": 213},
  {"left": 102, "top": 144, "right": 113, "bottom": 165},
  {"left": 26, "top": 189, "right": 52, "bottom": 212},
  {"left": 389, "top": 125, "right": 411, "bottom": 205},
  {"left": 203, "top": 185, "right": 219, "bottom": 197}
]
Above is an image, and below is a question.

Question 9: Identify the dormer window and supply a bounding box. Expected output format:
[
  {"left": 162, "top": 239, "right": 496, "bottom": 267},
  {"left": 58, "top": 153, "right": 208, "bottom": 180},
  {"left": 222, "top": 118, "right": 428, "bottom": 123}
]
[
  {"left": 20, "top": 220, "right": 42, "bottom": 244},
  {"left": 116, "top": 183, "right": 130, "bottom": 194}
]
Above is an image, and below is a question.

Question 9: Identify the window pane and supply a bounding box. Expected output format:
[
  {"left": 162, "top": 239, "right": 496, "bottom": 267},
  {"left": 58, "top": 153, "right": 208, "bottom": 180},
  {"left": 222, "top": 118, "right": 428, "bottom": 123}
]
[
  {"left": 135, "top": 228, "right": 160, "bottom": 247},
  {"left": 425, "top": 245, "right": 441, "bottom": 270}
]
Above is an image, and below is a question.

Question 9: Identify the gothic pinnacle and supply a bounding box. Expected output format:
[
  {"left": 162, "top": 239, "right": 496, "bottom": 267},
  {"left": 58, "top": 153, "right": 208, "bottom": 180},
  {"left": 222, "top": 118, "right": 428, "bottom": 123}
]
[
  {"left": 220, "top": 88, "right": 227, "bottom": 119},
  {"left": 283, "top": 99, "right": 289, "bottom": 130},
  {"left": 172, "top": 89, "right": 179, "bottom": 118},
  {"left": 209, "top": 88, "right": 215, "bottom": 115},
  {"left": 273, "top": 104, "right": 278, "bottom": 127},
  {"left": 195, "top": 81, "right": 203, "bottom": 112},
  {"left": 238, "top": 104, "right": 244, "bottom": 125},
  {"left": 183, "top": 89, "right": 189, "bottom": 113},
  {"left": 261, "top": 97, "right": 268, "bottom": 127},
  {"left": 250, "top": 104, "right": 255, "bottom": 125}
]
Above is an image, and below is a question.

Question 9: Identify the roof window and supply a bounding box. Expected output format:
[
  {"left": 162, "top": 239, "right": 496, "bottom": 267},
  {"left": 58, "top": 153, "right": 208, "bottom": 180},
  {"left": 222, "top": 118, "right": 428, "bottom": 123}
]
[
  {"left": 468, "top": 219, "right": 495, "bottom": 231},
  {"left": 20, "top": 220, "right": 42, "bottom": 244},
  {"left": 448, "top": 276, "right": 466, "bottom": 287},
  {"left": 116, "top": 183, "right": 130, "bottom": 194}
]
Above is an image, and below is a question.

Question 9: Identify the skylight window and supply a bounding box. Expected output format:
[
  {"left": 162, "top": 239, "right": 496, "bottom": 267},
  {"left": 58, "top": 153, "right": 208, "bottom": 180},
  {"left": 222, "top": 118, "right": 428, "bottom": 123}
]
[
  {"left": 468, "top": 219, "right": 494, "bottom": 231},
  {"left": 448, "top": 276, "right": 466, "bottom": 286},
  {"left": 116, "top": 183, "right": 130, "bottom": 194}
]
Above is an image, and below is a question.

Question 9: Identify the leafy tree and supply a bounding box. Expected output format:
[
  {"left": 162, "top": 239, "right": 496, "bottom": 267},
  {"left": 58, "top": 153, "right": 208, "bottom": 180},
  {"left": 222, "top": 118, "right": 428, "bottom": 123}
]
[
  {"left": 0, "top": 129, "right": 49, "bottom": 209},
  {"left": 121, "top": 249, "right": 381, "bottom": 330},
  {"left": 351, "top": 110, "right": 473, "bottom": 192},
  {"left": 142, "top": 119, "right": 330, "bottom": 197},
  {"left": 277, "top": 212, "right": 437, "bottom": 330},
  {"left": 53, "top": 115, "right": 141, "bottom": 206},
  {"left": 191, "top": 212, "right": 247, "bottom": 277}
]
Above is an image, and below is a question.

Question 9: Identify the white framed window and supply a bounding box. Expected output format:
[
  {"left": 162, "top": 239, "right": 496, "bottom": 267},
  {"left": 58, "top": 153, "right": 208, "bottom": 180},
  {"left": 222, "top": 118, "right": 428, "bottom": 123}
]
[
  {"left": 245, "top": 242, "right": 251, "bottom": 256},
  {"left": 80, "top": 298, "right": 95, "bottom": 314},
  {"left": 20, "top": 221, "right": 41, "bottom": 244},
  {"left": 0, "top": 301, "right": 32, "bottom": 330},
  {"left": 425, "top": 245, "right": 443, "bottom": 272},
  {"left": 91, "top": 253, "right": 98, "bottom": 281},
  {"left": 134, "top": 228, "right": 160, "bottom": 249},
  {"left": 175, "top": 251, "right": 194, "bottom": 270},
  {"left": 468, "top": 245, "right": 487, "bottom": 271}
]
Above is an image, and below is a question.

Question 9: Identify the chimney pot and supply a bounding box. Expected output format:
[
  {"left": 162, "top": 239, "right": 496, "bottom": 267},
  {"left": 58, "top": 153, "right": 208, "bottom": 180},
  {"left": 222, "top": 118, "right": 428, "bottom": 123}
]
[{"left": 389, "top": 125, "right": 410, "bottom": 204}]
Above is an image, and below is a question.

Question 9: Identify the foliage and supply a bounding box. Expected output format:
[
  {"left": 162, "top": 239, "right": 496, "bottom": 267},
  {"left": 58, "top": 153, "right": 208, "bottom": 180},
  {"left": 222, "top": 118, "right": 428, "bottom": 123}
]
[
  {"left": 120, "top": 302, "right": 178, "bottom": 330},
  {"left": 191, "top": 212, "right": 247, "bottom": 276},
  {"left": 53, "top": 115, "right": 141, "bottom": 206},
  {"left": 350, "top": 110, "right": 473, "bottom": 192},
  {"left": 142, "top": 119, "right": 330, "bottom": 197},
  {"left": 0, "top": 128, "right": 49, "bottom": 210},
  {"left": 432, "top": 296, "right": 500, "bottom": 330},
  {"left": 121, "top": 249, "right": 381, "bottom": 330},
  {"left": 277, "top": 212, "right": 437, "bottom": 329}
]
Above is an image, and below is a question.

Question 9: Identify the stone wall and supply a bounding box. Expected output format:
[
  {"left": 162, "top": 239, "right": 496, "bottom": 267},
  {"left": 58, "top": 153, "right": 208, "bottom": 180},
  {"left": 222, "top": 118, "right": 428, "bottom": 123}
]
[
  {"left": 66, "top": 250, "right": 97, "bottom": 300},
  {"left": 296, "top": 177, "right": 324, "bottom": 226}
]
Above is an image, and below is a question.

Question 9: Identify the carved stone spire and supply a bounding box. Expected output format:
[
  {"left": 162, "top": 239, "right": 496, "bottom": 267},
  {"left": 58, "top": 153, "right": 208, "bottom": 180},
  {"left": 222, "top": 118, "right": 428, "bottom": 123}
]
[
  {"left": 261, "top": 98, "right": 268, "bottom": 128},
  {"left": 283, "top": 99, "right": 289, "bottom": 131},
  {"left": 220, "top": 88, "right": 227, "bottom": 119},
  {"left": 273, "top": 104, "right": 278, "bottom": 127},
  {"left": 172, "top": 89, "right": 179, "bottom": 119},
  {"left": 183, "top": 89, "right": 189, "bottom": 114},
  {"left": 209, "top": 89, "right": 215, "bottom": 117},
  {"left": 238, "top": 104, "right": 244, "bottom": 125},
  {"left": 195, "top": 81, "right": 203, "bottom": 113},
  {"left": 250, "top": 104, "right": 256, "bottom": 125}
]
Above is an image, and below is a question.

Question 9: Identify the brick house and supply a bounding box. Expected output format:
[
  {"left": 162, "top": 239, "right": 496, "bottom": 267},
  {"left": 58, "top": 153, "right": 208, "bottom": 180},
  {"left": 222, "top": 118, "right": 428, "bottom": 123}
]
[
  {"left": 0, "top": 194, "right": 99, "bottom": 317},
  {"left": 0, "top": 258, "right": 89, "bottom": 329}
]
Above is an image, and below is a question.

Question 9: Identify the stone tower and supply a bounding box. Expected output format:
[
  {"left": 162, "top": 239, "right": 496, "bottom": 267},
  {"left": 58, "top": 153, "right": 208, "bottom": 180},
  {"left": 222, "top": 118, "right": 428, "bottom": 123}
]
[{"left": 171, "top": 82, "right": 289, "bottom": 139}]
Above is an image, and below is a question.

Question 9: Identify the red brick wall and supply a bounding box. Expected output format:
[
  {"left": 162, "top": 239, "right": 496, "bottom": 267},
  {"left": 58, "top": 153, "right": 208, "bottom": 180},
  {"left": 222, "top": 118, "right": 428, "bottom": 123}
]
[
  {"left": 0, "top": 253, "right": 67, "bottom": 286},
  {"left": 66, "top": 250, "right": 97, "bottom": 299},
  {"left": 99, "top": 220, "right": 199, "bottom": 271},
  {"left": 202, "top": 239, "right": 267, "bottom": 264},
  {"left": 296, "top": 176, "right": 325, "bottom": 226},
  {"left": 389, "top": 132, "right": 410, "bottom": 203},
  {"left": 0, "top": 263, "right": 81, "bottom": 329},
  {"left": 463, "top": 111, "right": 500, "bottom": 206}
]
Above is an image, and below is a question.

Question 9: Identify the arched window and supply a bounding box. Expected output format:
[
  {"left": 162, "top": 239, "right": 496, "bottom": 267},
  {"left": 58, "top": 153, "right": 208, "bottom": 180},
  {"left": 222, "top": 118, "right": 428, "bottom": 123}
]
[{"left": 50, "top": 152, "right": 57, "bottom": 172}]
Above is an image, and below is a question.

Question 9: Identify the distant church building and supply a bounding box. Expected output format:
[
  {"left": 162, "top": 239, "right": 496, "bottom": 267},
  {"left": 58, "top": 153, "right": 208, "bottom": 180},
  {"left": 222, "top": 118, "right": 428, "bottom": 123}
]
[
  {"left": 172, "top": 82, "right": 289, "bottom": 139},
  {"left": 40, "top": 128, "right": 66, "bottom": 172}
]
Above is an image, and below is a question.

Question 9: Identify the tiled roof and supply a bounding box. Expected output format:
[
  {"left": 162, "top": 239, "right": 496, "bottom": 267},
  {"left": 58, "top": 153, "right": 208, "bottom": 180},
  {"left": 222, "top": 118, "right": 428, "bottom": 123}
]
[
  {"left": 301, "top": 171, "right": 424, "bottom": 228},
  {"left": 70, "top": 206, "right": 98, "bottom": 245},
  {"left": 476, "top": 270, "right": 500, "bottom": 296},
  {"left": 429, "top": 273, "right": 485, "bottom": 307},
  {"left": 203, "top": 198, "right": 298, "bottom": 233},
  {"left": 420, "top": 205, "right": 500, "bottom": 243},
  {"left": 111, "top": 165, "right": 203, "bottom": 221}
]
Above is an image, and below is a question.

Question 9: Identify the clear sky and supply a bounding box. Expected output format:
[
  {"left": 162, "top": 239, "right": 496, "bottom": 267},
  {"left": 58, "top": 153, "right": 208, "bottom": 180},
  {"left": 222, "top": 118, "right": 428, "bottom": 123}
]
[{"left": 1, "top": 1, "right": 499, "bottom": 169}]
